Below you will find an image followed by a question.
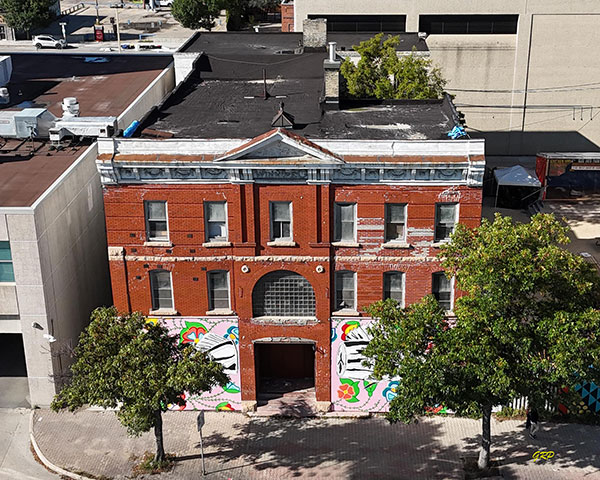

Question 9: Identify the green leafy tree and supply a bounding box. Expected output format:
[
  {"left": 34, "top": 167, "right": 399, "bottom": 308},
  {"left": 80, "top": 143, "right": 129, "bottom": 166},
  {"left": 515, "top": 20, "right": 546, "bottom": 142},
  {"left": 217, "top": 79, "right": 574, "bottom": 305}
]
[
  {"left": 365, "top": 213, "right": 600, "bottom": 470},
  {"left": 171, "top": 0, "right": 223, "bottom": 30},
  {"left": 247, "top": 0, "right": 280, "bottom": 10},
  {"left": 0, "top": 0, "right": 55, "bottom": 34},
  {"left": 51, "top": 307, "right": 229, "bottom": 463},
  {"left": 340, "top": 33, "right": 446, "bottom": 100}
]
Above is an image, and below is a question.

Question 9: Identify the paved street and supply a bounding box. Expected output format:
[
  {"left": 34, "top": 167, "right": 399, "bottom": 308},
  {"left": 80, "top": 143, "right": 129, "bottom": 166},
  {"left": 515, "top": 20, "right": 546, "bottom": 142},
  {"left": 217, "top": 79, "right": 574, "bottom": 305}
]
[
  {"left": 32, "top": 409, "right": 600, "bottom": 479},
  {"left": 0, "top": 409, "right": 56, "bottom": 480}
]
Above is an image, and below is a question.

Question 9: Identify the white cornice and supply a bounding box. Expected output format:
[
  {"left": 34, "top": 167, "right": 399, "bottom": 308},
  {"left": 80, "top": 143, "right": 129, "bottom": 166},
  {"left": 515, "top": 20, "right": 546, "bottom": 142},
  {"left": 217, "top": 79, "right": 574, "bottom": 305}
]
[{"left": 98, "top": 137, "right": 486, "bottom": 158}]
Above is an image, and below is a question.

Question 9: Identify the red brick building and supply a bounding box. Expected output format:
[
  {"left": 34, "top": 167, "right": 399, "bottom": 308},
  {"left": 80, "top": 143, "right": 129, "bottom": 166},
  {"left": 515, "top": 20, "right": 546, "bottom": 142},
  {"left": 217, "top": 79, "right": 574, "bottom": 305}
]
[
  {"left": 97, "top": 30, "right": 485, "bottom": 413},
  {"left": 281, "top": 1, "right": 295, "bottom": 32}
]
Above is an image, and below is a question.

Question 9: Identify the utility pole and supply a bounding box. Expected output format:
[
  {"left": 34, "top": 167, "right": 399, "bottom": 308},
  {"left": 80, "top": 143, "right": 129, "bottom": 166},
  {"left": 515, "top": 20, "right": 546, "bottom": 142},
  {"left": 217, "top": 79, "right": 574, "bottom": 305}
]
[
  {"left": 115, "top": 7, "right": 122, "bottom": 52},
  {"left": 95, "top": 0, "right": 100, "bottom": 24}
]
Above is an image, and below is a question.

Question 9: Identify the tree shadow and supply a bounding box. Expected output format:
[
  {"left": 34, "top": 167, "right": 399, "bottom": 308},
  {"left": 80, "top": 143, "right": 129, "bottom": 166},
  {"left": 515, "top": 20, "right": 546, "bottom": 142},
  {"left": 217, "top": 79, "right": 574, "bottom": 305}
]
[
  {"left": 180, "top": 416, "right": 467, "bottom": 479},
  {"left": 462, "top": 420, "right": 600, "bottom": 478}
]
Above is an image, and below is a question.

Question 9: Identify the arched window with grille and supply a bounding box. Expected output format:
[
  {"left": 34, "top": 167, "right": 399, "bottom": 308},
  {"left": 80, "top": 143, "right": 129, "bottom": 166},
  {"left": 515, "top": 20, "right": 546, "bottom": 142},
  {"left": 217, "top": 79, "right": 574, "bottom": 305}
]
[{"left": 252, "top": 271, "right": 316, "bottom": 317}]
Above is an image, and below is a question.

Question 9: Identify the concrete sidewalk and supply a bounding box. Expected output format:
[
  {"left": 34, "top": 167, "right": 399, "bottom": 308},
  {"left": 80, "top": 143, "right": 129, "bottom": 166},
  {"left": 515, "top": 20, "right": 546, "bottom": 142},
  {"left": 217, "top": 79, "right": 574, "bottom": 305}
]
[{"left": 32, "top": 409, "right": 600, "bottom": 479}]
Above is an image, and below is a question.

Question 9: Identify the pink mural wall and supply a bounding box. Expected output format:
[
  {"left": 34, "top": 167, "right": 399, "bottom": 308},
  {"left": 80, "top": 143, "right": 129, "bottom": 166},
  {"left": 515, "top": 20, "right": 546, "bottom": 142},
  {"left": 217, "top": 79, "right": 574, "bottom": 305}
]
[
  {"left": 331, "top": 317, "right": 398, "bottom": 412},
  {"left": 148, "top": 316, "right": 242, "bottom": 411}
]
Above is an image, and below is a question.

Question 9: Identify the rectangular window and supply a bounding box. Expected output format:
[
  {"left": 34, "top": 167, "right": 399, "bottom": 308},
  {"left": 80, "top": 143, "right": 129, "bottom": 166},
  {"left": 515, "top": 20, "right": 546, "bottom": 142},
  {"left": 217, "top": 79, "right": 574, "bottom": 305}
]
[
  {"left": 435, "top": 203, "right": 458, "bottom": 242},
  {"left": 334, "top": 203, "right": 356, "bottom": 242},
  {"left": 208, "top": 271, "right": 230, "bottom": 311},
  {"left": 383, "top": 272, "right": 404, "bottom": 306},
  {"left": 419, "top": 15, "right": 519, "bottom": 35},
  {"left": 145, "top": 201, "right": 168, "bottom": 241},
  {"left": 205, "top": 201, "right": 227, "bottom": 242},
  {"left": 433, "top": 272, "right": 452, "bottom": 311},
  {"left": 385, "top": 204, "right": 407, "bottom": 242},
  {"left": 0, "top": 241, "right": 15, "bottom": 282},
  {"left": 308, "top": 14, "right": 406, "bottom": 33},
  {"left": 335, "top": 271, "right": 355, "bottom": 310},
  {"left": 270, "top": 201, "right": 292, "bottom": 241},
  {"left": 150, "top": 270, "right": 173, "bottom": 311}
]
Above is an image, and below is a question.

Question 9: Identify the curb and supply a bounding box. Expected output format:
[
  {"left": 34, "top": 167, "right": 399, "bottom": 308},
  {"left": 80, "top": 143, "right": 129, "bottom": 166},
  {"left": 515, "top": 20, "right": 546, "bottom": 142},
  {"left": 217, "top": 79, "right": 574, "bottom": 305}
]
[{"left": 29, "top": 410, "right": 95, "bottom": 480}]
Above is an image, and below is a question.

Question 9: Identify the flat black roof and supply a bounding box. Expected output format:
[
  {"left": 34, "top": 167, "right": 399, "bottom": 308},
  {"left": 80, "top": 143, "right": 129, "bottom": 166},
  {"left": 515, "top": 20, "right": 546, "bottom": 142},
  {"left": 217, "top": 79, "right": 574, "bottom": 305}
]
[
  {"left": 180, "top": 32, "right": 428, "bottom": 55},
  {"left": 142, "top": 32, "right": 453, "bottom": 141}
]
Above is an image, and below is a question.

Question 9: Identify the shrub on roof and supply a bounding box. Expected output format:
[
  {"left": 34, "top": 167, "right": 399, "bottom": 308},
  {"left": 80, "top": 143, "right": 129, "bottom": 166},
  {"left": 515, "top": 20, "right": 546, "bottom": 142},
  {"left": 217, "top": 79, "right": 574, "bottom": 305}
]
[{"left": 340, "top": 33, "right": 447, "bottom": 100}]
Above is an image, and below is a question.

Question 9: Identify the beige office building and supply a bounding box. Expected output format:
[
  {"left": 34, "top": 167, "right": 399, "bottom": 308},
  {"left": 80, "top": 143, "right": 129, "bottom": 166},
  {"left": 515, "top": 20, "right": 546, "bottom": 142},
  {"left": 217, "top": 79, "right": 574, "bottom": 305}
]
[{"left": 290, "top": 1, "right": 600, "bottom": 159}]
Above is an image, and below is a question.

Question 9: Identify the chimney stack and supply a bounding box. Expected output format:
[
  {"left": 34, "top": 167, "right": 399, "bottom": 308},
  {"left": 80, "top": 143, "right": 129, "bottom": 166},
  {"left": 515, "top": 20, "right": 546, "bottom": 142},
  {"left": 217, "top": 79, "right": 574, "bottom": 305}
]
[
  {"left": 303, "top": 18, "right": 327, "bottom": 49},
  {"left": 323, "top": 42, "right": 341, "bottom": 109}
]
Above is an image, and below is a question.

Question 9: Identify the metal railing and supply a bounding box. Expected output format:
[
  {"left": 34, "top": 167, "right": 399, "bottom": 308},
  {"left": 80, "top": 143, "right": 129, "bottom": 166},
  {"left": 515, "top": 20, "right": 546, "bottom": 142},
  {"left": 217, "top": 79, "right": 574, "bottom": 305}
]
[{"left": 60, "top": 3, "right": 85, "bottom": 16}]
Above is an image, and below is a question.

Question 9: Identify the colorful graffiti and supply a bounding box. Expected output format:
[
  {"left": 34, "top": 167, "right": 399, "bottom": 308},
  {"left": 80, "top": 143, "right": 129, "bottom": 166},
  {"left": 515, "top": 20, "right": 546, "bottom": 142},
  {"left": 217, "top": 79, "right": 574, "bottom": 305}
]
[
  {"left": 558, "top": 382, "right": 600, "bottom": 416},
  {"left": 147, "top": 316, "right": 242, "bottom": 411},
  {"left": 331, "top": 317, "right": 397, "bottom": 412}
]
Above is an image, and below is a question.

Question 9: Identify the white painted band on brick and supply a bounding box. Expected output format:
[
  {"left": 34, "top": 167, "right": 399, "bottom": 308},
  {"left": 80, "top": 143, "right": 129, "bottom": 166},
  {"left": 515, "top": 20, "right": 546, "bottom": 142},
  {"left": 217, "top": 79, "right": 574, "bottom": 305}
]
[
  {"left": 120, "top": 255, "right": 331, "bottom": 262},
  {"left": 113, "top": 254, "right": 440, "bottom": 263},
  {"left": 357, "top": 225, "right": 385, "bottom": 230}
]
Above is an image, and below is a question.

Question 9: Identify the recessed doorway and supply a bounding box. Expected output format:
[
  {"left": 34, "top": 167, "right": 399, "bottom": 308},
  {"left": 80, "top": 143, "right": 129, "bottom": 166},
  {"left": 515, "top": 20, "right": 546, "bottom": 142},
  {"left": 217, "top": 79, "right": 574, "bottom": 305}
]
[
  {"left": 0, "top": 333, "right": 30, "bottom": 408},
  {"left": 255, "top": 342, "right": 316, "bottom": 416}
]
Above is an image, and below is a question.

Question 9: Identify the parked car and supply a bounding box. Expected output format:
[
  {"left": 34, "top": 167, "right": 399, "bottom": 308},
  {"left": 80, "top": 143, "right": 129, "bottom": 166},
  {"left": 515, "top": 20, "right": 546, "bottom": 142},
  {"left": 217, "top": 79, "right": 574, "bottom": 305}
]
[
  {"left": 33, "top": 35, "right": 67, "bottom": 49},
  {"left": 156, "top": 0, "right": 174, "bottom": 6}
]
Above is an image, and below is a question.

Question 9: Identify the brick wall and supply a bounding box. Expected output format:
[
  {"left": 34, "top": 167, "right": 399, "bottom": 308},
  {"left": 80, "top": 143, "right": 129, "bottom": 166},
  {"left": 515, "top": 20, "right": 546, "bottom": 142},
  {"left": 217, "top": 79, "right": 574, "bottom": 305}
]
[
  {"left": 104, "top": 181, "right": 482, "bottom": 402},
  {"left": 105, "top": 182, "right": 482, "bottom": 315},
  {"left": 281, "top": 2, "right": 295, "bottom": 32}
]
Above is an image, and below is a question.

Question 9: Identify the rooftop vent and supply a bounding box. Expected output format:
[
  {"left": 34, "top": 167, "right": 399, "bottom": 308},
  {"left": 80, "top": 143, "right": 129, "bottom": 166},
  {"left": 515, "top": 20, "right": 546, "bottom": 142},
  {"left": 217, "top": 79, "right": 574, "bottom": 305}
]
[
  {"left": 62, "top": 97, "right": 80, "bottom": 118},
  {"left": 0, "top": 87, "right": 9, "bottom": 105},
  {"left": 271, "top": 102, "right": 295, "bottom": 129}
]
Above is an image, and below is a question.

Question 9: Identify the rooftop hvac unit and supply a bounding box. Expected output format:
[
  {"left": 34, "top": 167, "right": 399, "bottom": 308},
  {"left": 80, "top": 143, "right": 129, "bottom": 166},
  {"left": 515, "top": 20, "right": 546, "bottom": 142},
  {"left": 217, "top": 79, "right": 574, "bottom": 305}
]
[
  {"left": 49, "top": 116, "right": 118, "bottom": 142},
  {"left": 0, "top": 108, "right": 57, "bottom": 139}
]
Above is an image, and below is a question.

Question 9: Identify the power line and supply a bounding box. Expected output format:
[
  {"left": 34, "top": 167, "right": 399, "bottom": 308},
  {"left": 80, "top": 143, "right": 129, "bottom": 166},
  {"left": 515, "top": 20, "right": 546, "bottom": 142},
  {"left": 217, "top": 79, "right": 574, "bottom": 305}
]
[{"left": 447, "top": 80, "right": 600, "bottom": 94}]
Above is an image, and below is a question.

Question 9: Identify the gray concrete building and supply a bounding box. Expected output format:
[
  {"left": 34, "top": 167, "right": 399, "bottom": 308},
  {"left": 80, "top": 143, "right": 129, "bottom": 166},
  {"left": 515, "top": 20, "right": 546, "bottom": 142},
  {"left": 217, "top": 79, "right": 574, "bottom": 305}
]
[
  {"left": 290, "top": 0, "right": 600, "bottom": 161},
  {"left": 0, "top": 53, "right": 174, "bottom": 407}
]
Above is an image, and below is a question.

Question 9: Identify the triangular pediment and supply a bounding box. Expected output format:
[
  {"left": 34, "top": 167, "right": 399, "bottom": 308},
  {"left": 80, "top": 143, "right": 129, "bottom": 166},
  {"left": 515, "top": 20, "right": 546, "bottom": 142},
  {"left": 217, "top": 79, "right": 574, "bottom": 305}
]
[{"left": 214, "top": 129, "right": 344, "bottom": 164}]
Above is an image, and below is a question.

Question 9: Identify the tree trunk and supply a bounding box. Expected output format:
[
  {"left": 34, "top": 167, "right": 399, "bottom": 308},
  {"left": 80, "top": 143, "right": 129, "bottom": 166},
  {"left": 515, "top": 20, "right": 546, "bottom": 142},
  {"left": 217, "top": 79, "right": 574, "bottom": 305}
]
[
  {"left": 477, "top": 403, "right": 492, "bottom": 470},
  {"left": 154, "top": 409, "right": 165, "bottom": 463}
]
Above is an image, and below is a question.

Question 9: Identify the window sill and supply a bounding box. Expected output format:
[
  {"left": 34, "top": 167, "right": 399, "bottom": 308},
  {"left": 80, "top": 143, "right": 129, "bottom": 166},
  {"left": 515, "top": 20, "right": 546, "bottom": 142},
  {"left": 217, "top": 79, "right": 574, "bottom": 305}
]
[
  {"left": 149, "top": 308, "right": 178, "bottom": 316},
  {"left": 253, "top": 316, "right": 317, "bottom": 322},
  {"left": 206, "top": 309, "right": 234, "bottom": 316},
  {"left": 331, "top": 309, "right": 360, "bottom": 317},
  {"left": 382, "top": 242, "right": 411, "bottom": 249},
  {"left": 144, "top": 241, "right": 172, "bottom": 247},
  {"left": 0, "top": 282, "right": 16, "bottom": 286},
  {"left": 431, "top": 240, "right": 451, "bottom": 248},
  {"left": 202, "top": 241, "right": 232, "bottom": 248},
  {"left": 331, "top": 241, "right": 360, "bottom": 248},
  {"left": 267, "top": 240, "right": 297, "bottom": 247}
]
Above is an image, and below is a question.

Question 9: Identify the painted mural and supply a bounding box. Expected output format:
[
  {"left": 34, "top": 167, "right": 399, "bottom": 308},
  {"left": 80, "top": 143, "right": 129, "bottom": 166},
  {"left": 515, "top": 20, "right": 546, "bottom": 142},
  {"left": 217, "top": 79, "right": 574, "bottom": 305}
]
[
  {"left": 558, "top": 382, "right": 600, "bottom": 416},
  {"left": 331, "top": 317, "right": 399, "bottom": 412},
  {"left": 147, "top": 316, "right": 242, "bottom": 412}
]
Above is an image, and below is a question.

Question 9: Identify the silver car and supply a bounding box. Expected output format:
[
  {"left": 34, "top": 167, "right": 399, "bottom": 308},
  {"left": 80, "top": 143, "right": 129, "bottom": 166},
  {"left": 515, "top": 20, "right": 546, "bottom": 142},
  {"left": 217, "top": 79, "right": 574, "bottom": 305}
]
[{"left": 33, "top": 35, "right": 67, "bottom": 49}]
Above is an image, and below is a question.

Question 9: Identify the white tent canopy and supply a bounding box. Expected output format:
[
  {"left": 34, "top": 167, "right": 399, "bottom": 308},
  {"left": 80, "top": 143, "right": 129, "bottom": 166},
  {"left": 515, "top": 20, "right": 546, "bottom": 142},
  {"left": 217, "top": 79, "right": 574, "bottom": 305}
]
[{"left": 494, "top": 165, "right": 541, "bottom": 187}]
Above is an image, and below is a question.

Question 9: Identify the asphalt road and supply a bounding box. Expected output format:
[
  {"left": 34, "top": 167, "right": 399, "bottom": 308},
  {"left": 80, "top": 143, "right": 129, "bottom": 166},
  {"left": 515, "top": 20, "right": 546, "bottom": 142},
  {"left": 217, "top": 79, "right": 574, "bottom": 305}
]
[{"left": 0, "top": 408, "right": 56, "bottom": 480}]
